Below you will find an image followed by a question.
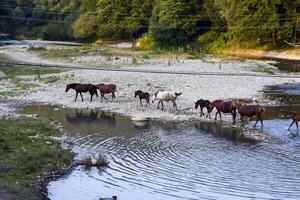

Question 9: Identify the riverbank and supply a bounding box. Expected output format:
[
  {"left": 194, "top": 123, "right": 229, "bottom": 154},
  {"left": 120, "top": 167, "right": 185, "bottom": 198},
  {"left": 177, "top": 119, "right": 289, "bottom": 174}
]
[
  {"left": 0, "top": 42, "right": 299, "bottom": 142},
  {"left": 0, "top": 117, "right": 74, "bottom": 200},
  {"left": 223, "top": 48, "right": 300, "bottom": 61}
]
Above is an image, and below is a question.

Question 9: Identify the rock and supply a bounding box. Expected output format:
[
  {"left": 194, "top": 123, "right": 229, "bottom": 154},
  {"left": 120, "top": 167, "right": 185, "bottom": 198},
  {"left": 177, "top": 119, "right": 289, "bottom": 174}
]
[{"left": 131, "top": 115, "right": 147, "bottom": 122}]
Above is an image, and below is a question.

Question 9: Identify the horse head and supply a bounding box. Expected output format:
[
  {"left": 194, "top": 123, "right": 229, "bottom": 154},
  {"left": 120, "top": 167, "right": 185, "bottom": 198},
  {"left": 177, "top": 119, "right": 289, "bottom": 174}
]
[
  {"left": 195, "top": 101, "right": 199, "bottom": 110},
  {"left": 283, "top": 111, "right": 296, "bottom": 119},
  {"left": 231, "top": 100, "right": 243, "bottom": 109},
  {"left": 135, "top": 90, "right": 141, "bottom": 98},
  {"left": 65, "top": 84, "right": 71, "bottom": 92}
]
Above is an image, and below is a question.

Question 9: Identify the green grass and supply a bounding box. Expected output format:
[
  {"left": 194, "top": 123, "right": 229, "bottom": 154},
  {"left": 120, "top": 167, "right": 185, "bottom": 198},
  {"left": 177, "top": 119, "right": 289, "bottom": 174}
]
[
  {"left": 255, "top": 65, "right": 275, "bottom": 74},
  {"left": 0, "top": 78, "right": 39, "bottom": 98},
  {"left": 0, "top": 63, "right": 64, "bottom": 78},
  {"left": 0, "top": 117, "right": 73, "bottom": 200}
]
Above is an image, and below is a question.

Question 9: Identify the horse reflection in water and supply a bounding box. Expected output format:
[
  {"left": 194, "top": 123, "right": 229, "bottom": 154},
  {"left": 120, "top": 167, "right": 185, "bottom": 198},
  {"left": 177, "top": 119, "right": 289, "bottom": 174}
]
[
  {"left": 194, "top": 122, "right": 256, "bottom": 143},
  {"left": 66, "top": 109, "right": 116, "bottom": 126}
]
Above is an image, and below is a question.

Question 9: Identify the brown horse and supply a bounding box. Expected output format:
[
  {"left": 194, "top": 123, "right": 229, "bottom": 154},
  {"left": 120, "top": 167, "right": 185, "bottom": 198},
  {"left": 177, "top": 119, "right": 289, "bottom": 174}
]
[
  {"left": 238, "top": 104, "right": 265, "bottom": 127},
  {"left": 65, "top": 83, "right": 98, "bottom": 102},
  {"left": 135, "top": 90, "right": 150, "bottom": 106},
  {"left": 209, "top": 100, "right": 239, "bottom": 123},
  {"left": 195, "top": 99, "right": 211, "bottom": 118},
  {"left": 283, "top": 111, "right": 300, "bottom": 130},
  {"left": 96, "top": 84, "right": 116, "bottom": 102}
]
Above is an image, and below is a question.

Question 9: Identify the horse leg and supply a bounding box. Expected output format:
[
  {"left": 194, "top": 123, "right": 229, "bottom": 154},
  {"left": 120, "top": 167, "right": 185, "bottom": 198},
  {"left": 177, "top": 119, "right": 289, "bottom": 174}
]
[
  {"left": 254, "top": 116, "right": 260, "bottom": 127},
  {"left": 161, "top": 101, "right": 164, "bottom": 111},
  {"left": 112, "top": 92, "right": 115, "bottom": 100},
  {"left": 74, "top": 92, "right": 78, "bottom": 102},
  {"left": 288, "top": 121, "right": 294, "bottom": 130},
  {"left": 80, "top": 92, "right": 83, "bottom": 102},
  {"left": 296, "top": 121, "right": 299, "bottom": 130},
  {"left": 232, "top": 109, "right": 236, "bottom": 124},
  {"left": 219, "top": 111, "right": 222, "bottom": 121},
  {"left": 215, "top": 111, "right": 218, "bottom": 120},
  {"left": 140, "top": 99, "right": 143, "bottom": 106},
  {"left": 90, "top": 91, "right": 93, "bottom": 102},
  {"left": 200, "top": 107, "right": 204, "bottom": 117},
  {"left": 173, "top": 101, "right": 177, "bottom": 110}
]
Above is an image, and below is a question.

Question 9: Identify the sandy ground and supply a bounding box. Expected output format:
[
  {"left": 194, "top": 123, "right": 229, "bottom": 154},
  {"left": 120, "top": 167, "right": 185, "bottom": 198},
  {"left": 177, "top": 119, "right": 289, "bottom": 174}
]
[{"left": 1, "top": 44, "right": 299, "bottom": 123}]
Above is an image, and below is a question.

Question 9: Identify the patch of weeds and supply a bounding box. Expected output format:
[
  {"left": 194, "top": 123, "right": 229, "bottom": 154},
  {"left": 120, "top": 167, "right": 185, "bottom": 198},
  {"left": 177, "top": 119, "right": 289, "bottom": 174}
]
[
  {"left": 0, "top": 90, "right": 18, "bottom": 97},
  {"left": 79, "top": 157, "right": 93, "bottom": 169},
  {"left": 27, "top": 46, "right": 47, "bottom": 51},
  {"left": 38, "top": 75, "right": 60, "bottom": 84},
  {"left": 255, "top": 65, "right": 275, "bottom": 74},
  {"left": 141, "top": 54, "right": 150, "bottom": 59},
  {"left": 0, "top": 63, "right": 64, "bottom": 77},
  {"left": 132, "top": 56, "right": 138, "bottom": 65},
  {"left": 0, "top": 117, "right": 73, "bottom": 200},
  {"left": 95, "top": 154, "right": 109, "bottom": 168},
  {"left": 78, "top": 154, "right": 109, "bottom": 169}
]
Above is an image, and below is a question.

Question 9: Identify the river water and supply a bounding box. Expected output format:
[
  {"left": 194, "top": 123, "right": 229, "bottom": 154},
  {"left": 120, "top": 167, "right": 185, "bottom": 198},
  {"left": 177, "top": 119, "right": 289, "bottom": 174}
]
[
  {"left": 22, "top": 84, "right": 300, "bottom": 200},
  {"left": 19, "top": 57, "right": 300, "bottom": 200}
]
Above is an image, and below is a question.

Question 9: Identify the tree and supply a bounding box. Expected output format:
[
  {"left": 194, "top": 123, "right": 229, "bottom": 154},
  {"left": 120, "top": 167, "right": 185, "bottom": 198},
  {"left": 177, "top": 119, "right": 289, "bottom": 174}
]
[{"left": 150, "top": 0, "right": 205, "bottom": 48}]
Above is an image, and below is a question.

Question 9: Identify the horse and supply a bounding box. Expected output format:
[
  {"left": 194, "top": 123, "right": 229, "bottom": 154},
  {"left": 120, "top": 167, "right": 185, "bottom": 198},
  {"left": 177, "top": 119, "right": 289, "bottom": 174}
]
[
  {"left": 152, "top": 90, "right": 182, "bottom": 111},
  {"left": 65, "top": 83, "right": 98, "bottom": 102},
  {"left": 96, "top": 84, "right": 117, "bottom": 102},
  {"left": 209, "top": 100, "right": 239, "bottom": 123},
  {"left": 283, "top": 111, "right": 300, "bottom": 130},
  {"left": 195, "top": 99, "right": 211, "bottom": 118},
  {"left": 238, "top": 104, "right": 265, "bottom": 127},
  {"left": 135, "top": 90, "right": 150, "bottom": 106}
]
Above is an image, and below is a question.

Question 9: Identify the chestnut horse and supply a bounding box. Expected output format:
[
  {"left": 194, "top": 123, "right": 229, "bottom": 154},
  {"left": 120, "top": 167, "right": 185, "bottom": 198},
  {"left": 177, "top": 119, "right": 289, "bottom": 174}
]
[
  {"left": 283, "top": 111, "right": 300, "bottom": 130},
  {"left": 238, "top": 104, "right": 265, "bottom": 127},
  {"left": 209, "top": 100, "right": 239, "bottom": 123},
  {"left": 65, "top": 83, "right": 98, "bottom": 102},
  {"left": 152, "top": 90, "right": 182, "bottom": 111},
  {"left": 195, "top": 99, "right": 211, "bottom": 118},
  {"left": 135, "top": 90, "right": 150, "bottom": 106},
  {"left": 96, "top": 84, "right": 116, "bottom": 102}
]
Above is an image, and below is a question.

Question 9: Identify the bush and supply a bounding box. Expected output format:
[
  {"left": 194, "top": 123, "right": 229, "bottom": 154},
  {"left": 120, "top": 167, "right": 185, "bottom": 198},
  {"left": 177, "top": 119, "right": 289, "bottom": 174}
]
[
  {"left": 197, "top": 31, "right": 228, "bottom": 54},
  {"left": 135, "top": 33, "right": 155, "bottom": 49}
]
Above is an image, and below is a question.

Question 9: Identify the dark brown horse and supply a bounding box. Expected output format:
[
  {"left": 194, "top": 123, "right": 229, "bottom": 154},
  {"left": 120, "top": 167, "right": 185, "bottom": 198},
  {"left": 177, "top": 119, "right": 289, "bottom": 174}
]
[
  {"left": 238, "top": 104, "right": 265, "bottom": 127},
  {"left": 65, "top": 83, "right": 98, "bottom": 102},
  {"left": 209, "top": 100, "right": 239, "bottom": 123},
  {"left": 96, "top": 84, "right": 116, "bottom": 102},
  {"left": 135, "top": 90, "right": 150, "bottom": 106},
  {"left": 195, "top": 99, "right": 211, "bottom": 118},
  {"left": 283, "top": 111, "right": 300, "bottom": 130}
]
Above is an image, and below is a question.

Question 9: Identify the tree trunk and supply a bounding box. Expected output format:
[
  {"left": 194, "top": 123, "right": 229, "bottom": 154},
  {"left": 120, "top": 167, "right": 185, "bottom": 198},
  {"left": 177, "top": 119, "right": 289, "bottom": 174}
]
[{"left": 272, "top": 29, "right": 277, "bottom": 46}]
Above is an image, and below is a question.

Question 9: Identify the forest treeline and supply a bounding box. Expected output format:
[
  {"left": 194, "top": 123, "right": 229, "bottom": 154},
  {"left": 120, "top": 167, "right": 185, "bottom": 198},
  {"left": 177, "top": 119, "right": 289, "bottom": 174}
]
[{"left": 0, "top": 0, "right": 299, "bottom": 52}]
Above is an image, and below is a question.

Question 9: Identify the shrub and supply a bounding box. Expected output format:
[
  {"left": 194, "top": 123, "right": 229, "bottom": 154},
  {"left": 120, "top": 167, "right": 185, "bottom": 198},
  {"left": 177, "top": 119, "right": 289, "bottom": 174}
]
[{"left": 135, "top": 33, "right": 155, "bottom": 49}]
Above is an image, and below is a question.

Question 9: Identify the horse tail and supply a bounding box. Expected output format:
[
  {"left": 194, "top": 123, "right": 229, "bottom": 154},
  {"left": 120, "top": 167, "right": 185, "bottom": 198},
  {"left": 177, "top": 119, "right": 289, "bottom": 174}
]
[{"left": 175, "top": 92, "right": 182, "bottom": 97}]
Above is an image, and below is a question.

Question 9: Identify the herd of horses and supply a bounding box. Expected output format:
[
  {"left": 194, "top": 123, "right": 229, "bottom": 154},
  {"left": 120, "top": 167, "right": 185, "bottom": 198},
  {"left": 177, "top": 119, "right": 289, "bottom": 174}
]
[{"left": 65, "top": 83, "right": 300, "bottom": 130}]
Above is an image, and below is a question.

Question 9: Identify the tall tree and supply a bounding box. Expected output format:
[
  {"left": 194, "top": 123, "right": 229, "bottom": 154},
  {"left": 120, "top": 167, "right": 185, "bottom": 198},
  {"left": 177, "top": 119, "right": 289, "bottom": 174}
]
[{"left": 150, "top": 0, "right": 205, "bottom": 48}]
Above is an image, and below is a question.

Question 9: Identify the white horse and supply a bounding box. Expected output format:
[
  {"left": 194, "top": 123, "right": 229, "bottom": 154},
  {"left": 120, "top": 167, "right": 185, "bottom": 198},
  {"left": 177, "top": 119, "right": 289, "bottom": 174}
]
[{"left": 152, "top": 90, "right": 182, "bottom": 110}]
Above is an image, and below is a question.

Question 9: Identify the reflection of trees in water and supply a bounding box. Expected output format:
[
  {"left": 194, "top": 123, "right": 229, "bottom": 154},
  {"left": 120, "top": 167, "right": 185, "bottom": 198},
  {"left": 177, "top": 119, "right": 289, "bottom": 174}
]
[
  {"left": 194, "top": 122, "right": 255, "bottom": 143},
  {"left": 66, "top": 109, "right": 116, "bottom": 125}
]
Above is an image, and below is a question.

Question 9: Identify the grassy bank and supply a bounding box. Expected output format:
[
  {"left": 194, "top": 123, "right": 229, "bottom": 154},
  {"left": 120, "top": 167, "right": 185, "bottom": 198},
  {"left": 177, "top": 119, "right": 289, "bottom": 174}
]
[{"left": 0, "top": 117, "right": 73, "bottom": 200}]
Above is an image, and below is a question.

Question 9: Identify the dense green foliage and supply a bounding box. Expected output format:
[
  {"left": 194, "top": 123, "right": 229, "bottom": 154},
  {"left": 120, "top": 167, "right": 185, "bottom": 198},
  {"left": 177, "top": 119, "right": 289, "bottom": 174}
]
[
  {"left": 0, "top": 117, "right": 73, "bottom": 200},
  {"left": 0, "top": 0, "right": 299, "bottom": 50}
]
